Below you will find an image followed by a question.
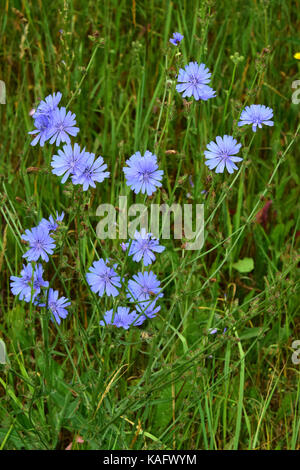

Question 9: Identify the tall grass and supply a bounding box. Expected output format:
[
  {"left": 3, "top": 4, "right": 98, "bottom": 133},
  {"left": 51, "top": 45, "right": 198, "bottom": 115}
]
[{"left": 0, "top": 0, "right": 299, "bottom": 450}]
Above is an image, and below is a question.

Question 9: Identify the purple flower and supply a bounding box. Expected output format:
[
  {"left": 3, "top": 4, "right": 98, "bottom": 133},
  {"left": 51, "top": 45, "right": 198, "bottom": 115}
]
[
  {"left": 40, "top": 212, "right": 65, "bottom": 232},
  {"left": 130, "top": 310, "right": 147, "bottom": 325},
  {"left": 204, "top": 135, "right": 242, "bottom": 174},
  {"left": 176, "top": 62, "right": 216, "bottom": 101},
  {"left": 86, "top": 259, "right": 121, "bottom": 297},
  {"left": 136, "top": 300, "right": 161, "bottom": 320},
  {"left": 100, "top": 309, "right": 114, "bottom": 326},
  {"left": 127, "top": 271, "right": 163, "bottom": 317},
  {"left": 28, "top": 92, "right": 79, "bottom": 147},
  {"left": 33, "top": 264, "right": 50, "bottom": 291},
  {"left": 51, "top": 143, "right": 87, "bottom": 183},
  {"left": 128, "top": 228, "right": 165, "bottom": 266},
  {"left": 72, "top": 153, "right": 110, "bottom": 191},
  {"left": 209, "top": 328, "right": 218, "bottom": 335},
  {"left": 34, "top": 92, "right": 62, "bottom": 116},
  {"left": 169, "top": 32, "right": 184, "bottom": 46},
  {"left": 195, "top": 86, "right": 216, "bottom": 101},
  {"left": 123, "top": 151, "right": 164, "bottom": 196},
  {"left": 209, "top": 327, "right": 227, "bottom": 335},
  {"left": 127, "top": 271, "right": 163, "bottom": 300},
  {"left": 28, "top": 113, "right": 55, "bottom": 147},
  {"left": 48, "top": 107, "right": 79, "bottom": 146},
  {"left": 100, "top": 307, "right": 144, "bottom": 329},
  {"left": 120, "top": 242, "right": 128, "bottom": 252},
  {"left": 10, "top": 263, "right": 48, "bottom": 302},
  {"left": 238, "top": 104, "right": 274, "bottom": 132},
  {"left": 22, "top": 224, "right": 56, "bottom": 262},
  {"left": 45, "top": 288, "right": 71, "bottom": 325},
  {"left": 28, "top": 92, "right": 62, "bottom": 146}
]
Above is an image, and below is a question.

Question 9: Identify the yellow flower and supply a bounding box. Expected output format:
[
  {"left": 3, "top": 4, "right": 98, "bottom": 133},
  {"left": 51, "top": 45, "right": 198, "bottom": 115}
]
[{"left": 294, "top": 52, "right": 300, "bottom": 60}]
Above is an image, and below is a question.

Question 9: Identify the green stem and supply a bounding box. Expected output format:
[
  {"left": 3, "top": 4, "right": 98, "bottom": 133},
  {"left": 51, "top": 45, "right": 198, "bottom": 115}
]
[
  {"left": 233, "top": 327, "right": 245, "bottom": 450},
  {"left": 222, "top": 62, "right": 237, "bottom": 132}
]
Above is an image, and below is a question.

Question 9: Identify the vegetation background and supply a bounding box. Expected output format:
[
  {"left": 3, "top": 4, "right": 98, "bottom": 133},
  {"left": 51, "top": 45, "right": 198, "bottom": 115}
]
[{"left": 0, "top": 0, "right": 299, "bottom": 450}]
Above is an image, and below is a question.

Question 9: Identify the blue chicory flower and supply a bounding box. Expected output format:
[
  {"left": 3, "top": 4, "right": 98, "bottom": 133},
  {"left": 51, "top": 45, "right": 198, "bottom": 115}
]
[
  {"left": 44, "top": 288, "right": 71, "bottom": 325},
  {"left": 51, "top": 143, "right": 88, "bottom": 183},
  {"left": 39, "top": 212, "right": 65, "bottom": 232},
  {"left": 189, "top": 175, "right": 194, "bottom": 188},
  {"left": 176, "top": 62, "right": 216, "bottom": 101},
  {"left": 209, "top": 328, "right": 218, "bottom": 335},
  {"left": 123, "top": 151, "right": 164, "bottom": 196},
  {"left": 127, "top": 228, "right": 165, "bottom": 266},
  {"left": 28, "top": 113, "right": 55, "bottom": 147},
  {"left": 86, "top": 258, "right": 121, "bottom": 297},
  {"left": 48, "top": 107, "right": 79, "bottom": 146},
  {"left": 120, "top": 242, "right": 128, "bottom": 252},
  {"left": 136, "top": 300, "right": 161, "bottom": 320},
  {"left": 28, "top": 92, "right": 79, "bottom": 147},
  {"left": 28, "top": 92, "right": 62, "bottom": 146},
  {"left": 10, "top": 263, "right": 49, "bottom": 302},
  {"left": 238, "top": 104, "right": 274, "bottom": 132},
  {"left": 72, "top": 153, "right": 110, "bottom": 191},
  {"left": 209, "top": 327, "right": 227, "bottom": 335},
  {"left": 33, "top": 263, "right": 50, "bottom": 292},
  {"left": 34, "top": 92, "right": 62, "bottom": 116},
  {"left": 127, "top": 271, "right": 163, "bottom": 319},
  {"left": 100, "top": 306, "right": 144, "bottom": 329},
  {"left": 22, "top": 224, "right": 56, "bottom": 262},
  {"left": 204, "top": 135, "right": 242, "bottom": 174},
  {"left": 169, "top": 32, "right": 184, "bottom": 46}
]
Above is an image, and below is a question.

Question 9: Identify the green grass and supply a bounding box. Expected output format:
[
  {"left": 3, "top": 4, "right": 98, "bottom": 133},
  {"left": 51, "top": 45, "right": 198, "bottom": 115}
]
[{"left": 0, "top": 0, "right": 299, "bottom": 450}]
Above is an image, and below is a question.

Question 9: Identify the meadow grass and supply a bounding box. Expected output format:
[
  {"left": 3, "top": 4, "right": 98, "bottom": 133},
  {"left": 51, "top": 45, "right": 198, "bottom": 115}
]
[{"left": 0, "top": 0, "right": 299, "bottom": 450}]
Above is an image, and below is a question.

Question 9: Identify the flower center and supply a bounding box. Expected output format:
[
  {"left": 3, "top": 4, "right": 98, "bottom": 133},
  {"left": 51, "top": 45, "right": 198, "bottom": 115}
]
[
  {"left": 191, "top": 75, "right": 200, "bottom": 85},
  {"left": 140, "top": 240, "right": 149, "bottom": 252},
  {"left": 220, "top": 152, "right": 229, "bottom": 160},
  {"left": 141, "top": 171, "right": 150, "bottom": 182},
  {"left": 83, "top": 167, "right": 92, "bottom": 178}
]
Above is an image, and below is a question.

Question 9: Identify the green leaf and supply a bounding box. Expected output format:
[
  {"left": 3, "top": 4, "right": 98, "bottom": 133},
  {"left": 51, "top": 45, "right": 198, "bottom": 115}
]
[
  {"left": 239, "top": 327, "right": 268, "bottom": 340},
  {"left": 233, "top": 257, "right": 254, "bottom": 273}
]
